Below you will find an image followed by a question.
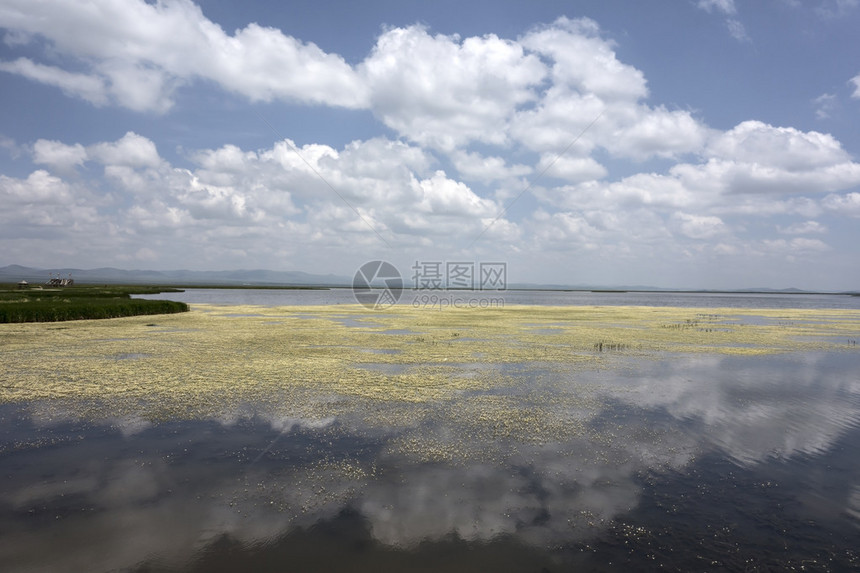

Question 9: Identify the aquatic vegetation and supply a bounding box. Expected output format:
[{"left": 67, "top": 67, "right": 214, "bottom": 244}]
[
  {"left": 0, "top": 284, "right": 187, "bottom": 322},
  {"left": 2, "top": 304, "right": 860, "bottom": 570},
  {"left": 1, "top": 304, "right": 858, "bottom": 422}
]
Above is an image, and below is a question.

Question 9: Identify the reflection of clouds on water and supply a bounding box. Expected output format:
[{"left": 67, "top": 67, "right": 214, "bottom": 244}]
[
  {"left": 352, "top": 389, "right": 698, "bottom": 548},
  {"left": 360, "top": 447, "right": 645, "bottom": 548},
  {"left": 0, "top": 428, "right": 366, "bottom": 572},
  {"left": 848, "top": 487, "right": 860, "bottom": 524},
  {"left": 110, "top": 414, "right": 153, "bottom": 436},
  {"left": 3, "top": 351, "right": 859, "bottom": 569},
  {"left": 0, "top": 403, "right": 696, "bottom": 569},
  {"left": 602, "top": 353, "right": 860, "bottom": 465}
]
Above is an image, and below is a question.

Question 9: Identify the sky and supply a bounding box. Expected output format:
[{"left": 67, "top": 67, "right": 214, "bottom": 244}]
[{"left": 1, "top": 0, "right": 859, "bottom": 290}]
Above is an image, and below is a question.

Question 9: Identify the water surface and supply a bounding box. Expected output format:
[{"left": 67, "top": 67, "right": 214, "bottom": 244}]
[{"left": 2, "top": 298, "right": 860, "bottom": 571}]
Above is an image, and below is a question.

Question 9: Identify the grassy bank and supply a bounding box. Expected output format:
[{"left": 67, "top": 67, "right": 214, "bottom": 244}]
[{"left": 0, "top": 284, "right": 188, "bottom": 322}]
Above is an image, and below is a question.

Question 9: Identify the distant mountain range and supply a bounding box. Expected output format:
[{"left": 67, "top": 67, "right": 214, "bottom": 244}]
[
  {"left": 0, "top": 264, "right": 350, "bottom": 286},
  {"left": 1, "top": 264, "right": 851, "bottom": 293}
]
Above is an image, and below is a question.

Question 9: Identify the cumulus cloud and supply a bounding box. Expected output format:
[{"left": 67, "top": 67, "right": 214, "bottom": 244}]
[
  {"left": 707, "top": 121, "right": 852, "bottom": 169},
  {"left": 0, "top": 170, "right": 100, "bottom": 243},
  {"left": 450, "top": 151, "right": 532, "bottom": 184},
  {"left": 0, "top": 0, "right": 368, "bottom": 112},
  {"left": 0, "top": 169, "right": 72, "bottom": 204},
  {"left": 32, "top": 139, "right": 88, "bottom": 172},
  {"left": 604, "top": 105, "right": 710, "bottom": 160},
  {"left": 655, "top": 121, "right": 860, "bottom": 197},
  {"left": 361, "top": 25, "right": 546, "bottom": 151},
  {"left": 9, "top": 131, "right": 514, "bottom": 267},
  {"left": 88, "top": 132, "right": 162, "bottom": 168},
  {"left": 2, "top": 4, "right": 859, "bottom": 285},
  {"left": 537, "top": 153, "right": 607, "bottom": 183},
  {"left": 523, "top": 17, "right": 646, "bottom": 101}
]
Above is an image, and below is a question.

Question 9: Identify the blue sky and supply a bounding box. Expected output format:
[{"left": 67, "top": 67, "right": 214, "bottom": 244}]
[{"left": 1, "top": 0, "right": 859, "bottom": 289}]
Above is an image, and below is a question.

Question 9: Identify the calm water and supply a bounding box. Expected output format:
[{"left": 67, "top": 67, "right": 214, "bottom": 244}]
[
  {"left": 136, "top": 287, "right": 860, "bottom": 310},
  {"left": 2, "top": 294, "right": 860, "bottom": 571}
]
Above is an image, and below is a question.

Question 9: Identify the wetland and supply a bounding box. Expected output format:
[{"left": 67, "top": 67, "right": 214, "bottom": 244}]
[{"left": 1, "top": 291, "right": 859, "bottom": 571}]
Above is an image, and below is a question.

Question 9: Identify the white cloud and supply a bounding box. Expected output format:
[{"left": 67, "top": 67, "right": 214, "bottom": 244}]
[
  {"left": 88, "top": 132, "right": 162, "bottom": 168},
  {"left": 511, "top": 19, "right": 709, "bottom": 161},
  {"left": 813, "top": 93, "right": 837, "bottom": 119},
  {"left": 2, "top": 7, "right": 859, "bottom": 287},
  {"left": 714, "top": 195, "right": 823, "bottom": 218},
  {"left": 604, "top": 105, "right": 710, "bottom": 160},
  {"left": 522, "top": 17, "right": 646, "bottom": 101},
  {"left": 762, "top": 237, "right": 830, "bottom": 253},
  {"left": 14, "top": 132, "right": 512, "bottom": 263},
  {"left": 545, "top": 173, "right": 702, "bottom": 212},
  {"left": 525, "top": 115, "right": 859, "bottom": 258},
  {"left": 672, "top": 212, "right": 727, "bottom": 239},
  {"left": 0, "top": 170, "right": 100, "bottom": 242},
  {"left": 450, "top": 151, "right": 532, "bottom": 184},
  {"left": 0, "top": 57, "right": 108, "bottom": 105},
  {"left": 0, "top": 0, "right": 368, "bottom": 112},
  {"left": 777, "top": 220, "right": 827, "bottom": 234},
  {"left": 850, "top": 74, "right": 860, "bottom": 99},
  {"left": 537, "top": 154, "right": 607, "bottom": 183},
  {"left": 822, "top": 192, "right": 860, "bottom": 217},
  {"left": 416, "top": 171, "right": 497, "bottom": 218},
  {"left": 681, "top": 121, "right": 860, "bottom": 196},
  {"left": 697, "top": 1, "right": 750, "bottom": 43},
  {"left": 99, "top": 61, "right": 179, "bottom": 113},
  {"left": 509, "top": 90, "right": 605, "bottom": 154},
  {"left": 0, "top": 169, "right": 72, "bottom": 204},
  {"left": 707, "top": 121, "right": 851, "bottom": 170},
  {"left": 0, "top": 134, "right": 22, "bottom": 158},
  {"left": 0, "top": 7, "right": 708, "bottom": 165},
  {"left": 361, "top": 25, "right": 546, "bottom": 151},
  {"left": 32, "top": 139, "right": 88, "bottom": 172},
  {"left": 697, "top": 0, "right": 737, "bottom": 15},
  {"left": 726, "top": 18, "right": 750, "bottom": 42},
  {"left": 673, "top": 156, "right": 860, "bottom": 196}
]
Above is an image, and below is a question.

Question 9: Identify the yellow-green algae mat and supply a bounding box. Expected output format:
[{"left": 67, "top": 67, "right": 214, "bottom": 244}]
[{"left": 2, "top": 304, "right": 859, "bottom": 423}]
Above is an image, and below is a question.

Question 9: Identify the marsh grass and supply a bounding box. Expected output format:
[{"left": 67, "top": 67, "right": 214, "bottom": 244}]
[
  {"left": 0, "top": 284, "right": 187, "bottom": 322},
  {"left": 593, "top": 340, "right": 628, "bottom": 352}
]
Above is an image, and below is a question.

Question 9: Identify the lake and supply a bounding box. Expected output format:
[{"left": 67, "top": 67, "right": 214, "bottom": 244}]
[
  {"left": 1, "top": 292, "right": 859, "bottom": 571},
  {"left": 134, "top": 287, "right": 860, "bottom": 309}
]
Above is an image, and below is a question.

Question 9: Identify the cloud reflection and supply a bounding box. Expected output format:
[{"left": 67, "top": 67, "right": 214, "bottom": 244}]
[{"left": 1, "top": 351, "right": 859, "bottom": 570}]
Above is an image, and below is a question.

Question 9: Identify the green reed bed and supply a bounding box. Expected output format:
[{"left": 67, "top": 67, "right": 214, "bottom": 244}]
[{"left": 0, "top": 284, "right": 188, "bottom": 323}]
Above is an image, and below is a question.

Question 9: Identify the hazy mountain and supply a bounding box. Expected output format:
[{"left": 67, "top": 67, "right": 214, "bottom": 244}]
[
  {"left": 0, "top": 265, "right": 350, "bottom": 286},
  {"left": 2, "top": 264, "right": 830, "bottom": 292}
]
